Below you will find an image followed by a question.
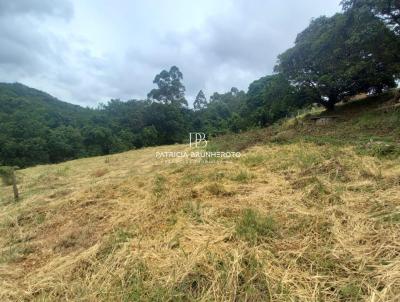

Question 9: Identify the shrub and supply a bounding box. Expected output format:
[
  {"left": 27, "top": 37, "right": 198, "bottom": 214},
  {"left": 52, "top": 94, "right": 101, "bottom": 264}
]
[{"left": 0, "top": 166, "right": 16, "bottom": 186}]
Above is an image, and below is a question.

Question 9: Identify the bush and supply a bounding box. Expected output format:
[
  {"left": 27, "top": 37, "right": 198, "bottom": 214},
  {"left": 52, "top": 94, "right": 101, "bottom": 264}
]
[{"left": 0, "top": 166, "right": 16, "bottom": 186}]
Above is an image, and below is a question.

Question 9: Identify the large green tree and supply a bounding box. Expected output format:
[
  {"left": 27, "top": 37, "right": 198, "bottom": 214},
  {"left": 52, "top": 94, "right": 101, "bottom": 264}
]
[
  {"left": 196, "top": 88, "right": 246, "bottom": 135},
  {"left": 244, "top": 74, "right": 309, "bottom": 126},
  {"left": 147, "top": 66, "right": 188, "bottom": 107},
  {"left": 275, "top": 11, "right": 400, "bottom": 110},
  {"left": 143, "top": 103, "right": 189, "bottom": 144},
  {"left": 193, "top": 90, "right": 208, "bottom": 110},
  {"left": 342, "top": 0, "right": 400, "bottom": 35}
]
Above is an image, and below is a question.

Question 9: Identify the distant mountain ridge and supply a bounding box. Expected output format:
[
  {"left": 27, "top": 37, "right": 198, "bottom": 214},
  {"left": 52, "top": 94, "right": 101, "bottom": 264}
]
[
  {"left": 0, "top": 82, "right": 59, "bottom": 101},
  {"left": 0, "top": 82, "right": 88, "bottom": 112},
  {"left": 0, "top": 82, "right": 101, "bottom": 167}
]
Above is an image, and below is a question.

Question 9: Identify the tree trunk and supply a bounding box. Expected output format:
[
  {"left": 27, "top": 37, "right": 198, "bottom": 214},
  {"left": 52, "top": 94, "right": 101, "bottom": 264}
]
[
  {"left": 320, "top": 99, "right": 336, "bottom": 112},
  {"left": 11, "top": 170, "right": 19, "bottom": 201},
  {"left": 325, "top": 102, "right": 335, "bottom": 112},
  {"left": 324, "top": 94, "right": 338, "bottom": 112}
]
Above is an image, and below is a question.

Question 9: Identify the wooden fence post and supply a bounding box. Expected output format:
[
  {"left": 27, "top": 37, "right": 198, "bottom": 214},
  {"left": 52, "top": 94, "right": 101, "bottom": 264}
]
[
  {"left": 11, "top": 169, "right": 19, "bottom": 201},
  {"left": 0, "top": 166, "right": 20, "bottom": 202}
]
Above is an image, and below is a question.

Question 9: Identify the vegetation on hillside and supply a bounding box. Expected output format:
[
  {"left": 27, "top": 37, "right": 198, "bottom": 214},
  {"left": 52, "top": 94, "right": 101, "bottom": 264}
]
[
  {"left": 0, "top": 94, "right": 399, "bottom": 301},
  {"left": 342, "top": 0, "right": 400, "bottom": 35},
  {"left": 1, "top": 0, "right": 399, "bottom": 168},
  {"left": 0, "top": 0, "right": 399, "bottom": 301},
  {"left": 275, "top": 10, "right": 400, "bottom": 110}
]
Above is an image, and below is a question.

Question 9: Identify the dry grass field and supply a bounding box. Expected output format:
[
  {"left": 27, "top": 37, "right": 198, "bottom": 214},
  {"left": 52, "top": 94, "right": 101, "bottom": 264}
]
[{"left": 0, "top": 93, "right": 399, "bottom": 301}]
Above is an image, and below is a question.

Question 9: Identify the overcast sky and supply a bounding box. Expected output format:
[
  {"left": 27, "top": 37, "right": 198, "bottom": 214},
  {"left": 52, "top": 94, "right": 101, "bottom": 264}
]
[{"left": 0, "top": 0, "right": 341, "bottom": 107}]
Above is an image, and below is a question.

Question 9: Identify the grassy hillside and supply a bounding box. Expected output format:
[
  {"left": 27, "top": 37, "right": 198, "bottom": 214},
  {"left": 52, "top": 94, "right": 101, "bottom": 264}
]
[{"left": 0, "top": 93, "right": 399, "bottom": 301}]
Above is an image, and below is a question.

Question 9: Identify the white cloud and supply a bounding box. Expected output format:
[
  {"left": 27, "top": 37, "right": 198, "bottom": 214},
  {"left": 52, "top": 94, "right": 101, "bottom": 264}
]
[{"left": 0, "top": 0, "right": 341, "bottom": 106}]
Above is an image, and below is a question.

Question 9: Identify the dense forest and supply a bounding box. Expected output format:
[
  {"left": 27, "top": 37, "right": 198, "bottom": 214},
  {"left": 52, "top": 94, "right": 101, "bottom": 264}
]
[{"left": 1, "top": 0, "right": 399, "bottom": 168}]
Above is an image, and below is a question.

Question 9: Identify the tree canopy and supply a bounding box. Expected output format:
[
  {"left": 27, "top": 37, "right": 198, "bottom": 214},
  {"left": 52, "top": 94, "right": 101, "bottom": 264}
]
[
  {"left": 193, "top": 90, "right": 208, "bottom": 110},
  {"left": 147, "top": 66, "right": 188, "bottom": 107},
  {"left": 2, "top": 7, "right": 400, "bottom": 167},
  {"left": 244, "top": 74, "right": 309, "bottom": 126},
  {"left": 342, "top": 0, "right": 400, "bottom": 35},
  {"left": 275, "top": 11, "right": 400, "bottom": 110}
]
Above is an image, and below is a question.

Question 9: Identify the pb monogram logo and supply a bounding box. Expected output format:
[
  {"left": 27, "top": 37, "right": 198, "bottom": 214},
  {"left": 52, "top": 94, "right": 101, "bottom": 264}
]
[{"left": 189, "top": 132, "right": 207, "bottom": 148}]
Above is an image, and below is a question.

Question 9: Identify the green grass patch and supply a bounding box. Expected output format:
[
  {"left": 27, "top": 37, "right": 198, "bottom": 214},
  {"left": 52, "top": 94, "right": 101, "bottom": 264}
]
[
  {"left": 230, "top": 170, "right": 253, "bottom": 183},
  {"left": 207, "top": 128, "right": 271, "bottom": 152},
  {"left": 236, "top": 253, "right": 270, "bottom": 300},
  {"left": 242, "top": 154, "right": 265, "bottom": 167},
  {"left": 361, "top": 141, "right": 400, "bottom": 159},
  {"left": 0, "top": 244, "right": 35, "bottom": 264},
  {"left": 236, "top": 209, "right": 277, "bottom": 244},
  {"left": 339, "top": 282, "right": 363, "bottom": 301},
  {"left": 183, "top": 200, "right": 202, "bottom": 223},
  {"left": 180, "top": 171, "right": 204, "bottom": 185},
  {"left": 153, "top": 174, "right": 167, "bottom": 197},
  {"left": 97, "top": 228, "right": 135, "bottom": 259}
]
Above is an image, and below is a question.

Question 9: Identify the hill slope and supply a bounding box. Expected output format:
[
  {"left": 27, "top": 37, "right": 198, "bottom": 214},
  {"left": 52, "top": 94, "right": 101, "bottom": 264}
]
[
  {"left": 0, "top": 94, "right": 399, "bottom": 301},
  {"left": 0, "top": 83, "right": 97, "bottom": 167},
  {"left": 0, "top": 82, "right": 92, "bottom": 126}
]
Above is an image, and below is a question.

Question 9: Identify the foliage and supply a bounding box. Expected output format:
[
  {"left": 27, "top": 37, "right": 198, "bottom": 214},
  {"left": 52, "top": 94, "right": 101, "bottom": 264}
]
[
  {"left": 275, "top": 11, "right": 400, "bottom": 110},
  {"left": 342, "top": 0, "right": 400, "bottom": 35},
  {"left": 0, "top": 166, "right": 16, "bottom": 186},
  {"left": 193, "top": 90, "right": 208, "bottom": 110},
  {"left": 244, "top": 74, "right": 310, "bottom": 126},
  {"left": 147, "top": 66, "right": 187, "bottom": 107},
  {"left": 195, "top": 87, "right": 247, "bottom": 135},
  {"left": 2, "top": 7, "right": 400, "bottom": 168},
  {"left": 0, "top": 82, "right": 190, "bottom": 167}
]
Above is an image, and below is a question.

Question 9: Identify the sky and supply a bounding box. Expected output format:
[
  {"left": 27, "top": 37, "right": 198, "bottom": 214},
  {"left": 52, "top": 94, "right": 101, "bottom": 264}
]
[{"left": 0, "top": 0, "right": 341, "bottom": 107}]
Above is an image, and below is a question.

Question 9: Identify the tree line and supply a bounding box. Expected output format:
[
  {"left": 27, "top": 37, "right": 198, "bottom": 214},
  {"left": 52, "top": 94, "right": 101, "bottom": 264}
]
[{"left": 0, "top": 0, "right": 399, "bottom": 168}]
